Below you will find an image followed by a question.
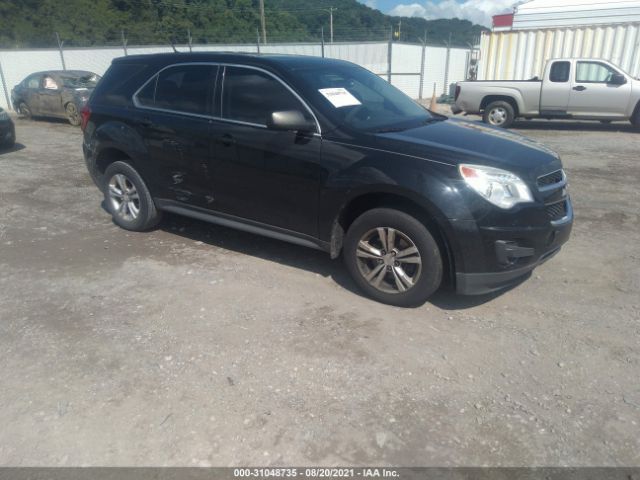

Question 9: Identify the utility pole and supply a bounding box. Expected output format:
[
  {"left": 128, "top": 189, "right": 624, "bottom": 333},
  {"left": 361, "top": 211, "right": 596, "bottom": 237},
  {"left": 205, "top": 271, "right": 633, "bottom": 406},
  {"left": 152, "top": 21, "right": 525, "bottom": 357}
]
[
  {"left": 327, "top": 7, "right": 336, "bottom": 43},
  {"left": 397, "top": 19, "right": 401, "bottom": 41},
  {"left": 259, "top": 0, "right": 267, "bottom": 45}
]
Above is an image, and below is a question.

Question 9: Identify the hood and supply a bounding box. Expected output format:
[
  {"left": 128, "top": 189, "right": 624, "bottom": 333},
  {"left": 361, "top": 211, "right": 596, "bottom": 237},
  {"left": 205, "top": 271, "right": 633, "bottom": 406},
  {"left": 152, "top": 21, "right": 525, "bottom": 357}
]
[{"left": 374, "top": 118, "right": 562, "bottom": 179}]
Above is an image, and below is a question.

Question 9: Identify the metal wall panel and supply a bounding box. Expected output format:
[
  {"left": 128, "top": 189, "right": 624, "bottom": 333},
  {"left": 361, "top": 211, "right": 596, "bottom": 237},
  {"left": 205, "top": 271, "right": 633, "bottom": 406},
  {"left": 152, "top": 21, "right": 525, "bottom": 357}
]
[
  {"left": 0, "top": 42, "right": 472, "bottom": 109},
  {"left": 479, "top": 23, "right": 640, "bottom": 80}
]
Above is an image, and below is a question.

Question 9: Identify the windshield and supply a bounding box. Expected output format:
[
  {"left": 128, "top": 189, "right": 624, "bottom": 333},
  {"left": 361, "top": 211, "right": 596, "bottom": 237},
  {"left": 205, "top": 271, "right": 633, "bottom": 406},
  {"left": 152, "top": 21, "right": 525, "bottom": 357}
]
[
  {"left": 294, "top": 63, "right": 436, "bottom": 133},
  {"left": 59, "top": 73, "right": 100, "bottom": 89}
]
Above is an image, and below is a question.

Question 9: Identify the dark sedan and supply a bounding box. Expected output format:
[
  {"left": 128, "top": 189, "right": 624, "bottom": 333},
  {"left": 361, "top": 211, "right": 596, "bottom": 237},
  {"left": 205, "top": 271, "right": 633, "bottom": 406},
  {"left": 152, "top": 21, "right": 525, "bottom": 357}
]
[
  {"left": 0, "top": 106, "right": 15, "bottom": 150},
  {"left": 11, "top": 70, "right": 100, "bottom": 126}
]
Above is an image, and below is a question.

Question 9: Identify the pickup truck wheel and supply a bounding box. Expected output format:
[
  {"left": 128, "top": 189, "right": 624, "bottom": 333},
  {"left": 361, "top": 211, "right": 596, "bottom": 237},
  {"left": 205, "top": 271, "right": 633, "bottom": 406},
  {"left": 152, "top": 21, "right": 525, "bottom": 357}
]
[
  {"left": 631, "top": 111, "right": 640, "bottom": 131},
  {"left": 483, "top": 101, "right": 515, "bottom": 128},
  {"left": 103, "top": 161, "right": 162, "bottom": 231},
  {"left": 343, "top": 208, "right": 443, "bottom": 307}
]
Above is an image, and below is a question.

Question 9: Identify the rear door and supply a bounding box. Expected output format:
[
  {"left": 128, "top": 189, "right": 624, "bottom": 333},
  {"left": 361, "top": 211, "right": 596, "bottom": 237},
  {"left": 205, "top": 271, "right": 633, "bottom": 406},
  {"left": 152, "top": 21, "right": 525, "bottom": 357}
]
[
  {"left": 209, "top": 65, "right": 323, "bottom": 236},
  {"left": 38, "top": 75, "right": 63, "bottom": 116},
  {"left": 568, "top": 61, "right": 632, "bottom": 117},
  {"left": 539, "top": 60, "right": 571, "bottom": 113},
  {"left": 133, "top": 63, "right": 218, "bottom": 208}
]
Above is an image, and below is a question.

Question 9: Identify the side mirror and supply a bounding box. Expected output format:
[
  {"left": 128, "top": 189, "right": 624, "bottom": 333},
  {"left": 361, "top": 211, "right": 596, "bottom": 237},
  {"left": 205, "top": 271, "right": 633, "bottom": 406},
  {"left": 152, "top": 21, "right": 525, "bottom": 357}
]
[
  {"left": 267, "top": 110, "right": 315, "bottom": 132},
  {"left": 609, "top": 73, "right": 627, "bottom": 85}
]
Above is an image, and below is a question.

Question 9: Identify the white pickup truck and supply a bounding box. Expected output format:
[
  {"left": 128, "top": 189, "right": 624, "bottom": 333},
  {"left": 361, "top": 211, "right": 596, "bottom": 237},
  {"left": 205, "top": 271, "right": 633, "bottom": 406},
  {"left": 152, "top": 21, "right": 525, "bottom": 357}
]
[{"left": 452, "top": 58, "right": 640, "bottom": 129}]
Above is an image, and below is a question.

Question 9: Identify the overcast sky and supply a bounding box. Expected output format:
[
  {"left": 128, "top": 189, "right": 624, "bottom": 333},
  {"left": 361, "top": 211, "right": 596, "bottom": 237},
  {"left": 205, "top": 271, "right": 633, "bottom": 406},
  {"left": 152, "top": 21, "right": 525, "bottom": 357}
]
[{"left": 360, "top": 0, "right": 517, "bottom": 27}]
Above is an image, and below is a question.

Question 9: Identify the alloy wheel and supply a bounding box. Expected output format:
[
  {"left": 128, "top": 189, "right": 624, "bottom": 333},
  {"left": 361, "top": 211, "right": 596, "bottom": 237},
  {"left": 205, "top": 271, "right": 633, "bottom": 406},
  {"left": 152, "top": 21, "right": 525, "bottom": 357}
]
[
  {"left": 108, "top": 173, "right": 140, "bottom": 221},
  {"left": 355, "top": 227, "right": 422, "bottom": 294}
]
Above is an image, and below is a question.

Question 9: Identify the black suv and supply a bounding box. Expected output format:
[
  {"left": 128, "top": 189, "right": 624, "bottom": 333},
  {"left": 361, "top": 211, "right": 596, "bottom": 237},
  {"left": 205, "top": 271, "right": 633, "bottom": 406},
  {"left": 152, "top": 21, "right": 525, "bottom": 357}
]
[{"left": 82, "top": 53, "right": 572, "bottom": 307}]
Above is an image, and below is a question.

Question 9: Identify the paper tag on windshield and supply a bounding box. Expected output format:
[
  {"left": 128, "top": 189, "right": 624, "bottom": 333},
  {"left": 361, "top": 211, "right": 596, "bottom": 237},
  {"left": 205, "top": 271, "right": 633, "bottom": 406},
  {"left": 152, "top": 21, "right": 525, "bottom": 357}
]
[{"left": 318, "top": 88, "right": 361, "bottom": 108}]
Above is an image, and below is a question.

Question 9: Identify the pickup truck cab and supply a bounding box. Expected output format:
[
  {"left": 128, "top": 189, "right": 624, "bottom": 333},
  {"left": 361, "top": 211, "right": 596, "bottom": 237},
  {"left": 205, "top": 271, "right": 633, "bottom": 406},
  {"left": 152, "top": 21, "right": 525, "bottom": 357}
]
[{"left": 453, "top": 58, "right": 640, "bottom": 129}]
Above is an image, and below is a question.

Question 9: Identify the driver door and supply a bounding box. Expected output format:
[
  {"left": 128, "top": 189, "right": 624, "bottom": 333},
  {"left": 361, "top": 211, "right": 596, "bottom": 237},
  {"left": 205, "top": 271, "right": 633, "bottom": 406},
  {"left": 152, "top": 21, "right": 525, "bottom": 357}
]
[
  {"left": 568, "top": 61, "right": 631, "bottom": 117},
  {"left": 209, "top": 66, "right": 325, "bottom": 236}
]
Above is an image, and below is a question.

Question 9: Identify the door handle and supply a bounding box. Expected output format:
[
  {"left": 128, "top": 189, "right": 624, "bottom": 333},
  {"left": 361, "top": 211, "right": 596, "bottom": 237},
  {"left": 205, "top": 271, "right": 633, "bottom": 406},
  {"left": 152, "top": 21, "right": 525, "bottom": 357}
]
[
  {"left": 573, "top": 86, "right": 587, "bottom": 92},
  {"left": 218, "top": 134, "right": 235, "bottom": 147}
]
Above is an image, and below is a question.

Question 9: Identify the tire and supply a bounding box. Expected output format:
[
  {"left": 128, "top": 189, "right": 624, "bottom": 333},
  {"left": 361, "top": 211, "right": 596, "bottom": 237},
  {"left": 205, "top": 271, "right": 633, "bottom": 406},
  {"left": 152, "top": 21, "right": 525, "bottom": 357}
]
[
  {"left": 1, "top": 134, "right": 15, "bottom": 151},
  {"left": 103, "top": 161, "right": 162, "bottom": 231},
  {"left": 631, "top": 108, "right": 640, "bottom": 131},
  {"left": 17, "top": 102, "right": 32, "bottom": 120},
  {"left": 65, "top": 102, "right": 80, "bottom": 126},
  {"left": 483, "top": 101, "right": 515, "bottom": 128},
  {"left": 343, "top": 208, "right": 443, "bottom": 307}
]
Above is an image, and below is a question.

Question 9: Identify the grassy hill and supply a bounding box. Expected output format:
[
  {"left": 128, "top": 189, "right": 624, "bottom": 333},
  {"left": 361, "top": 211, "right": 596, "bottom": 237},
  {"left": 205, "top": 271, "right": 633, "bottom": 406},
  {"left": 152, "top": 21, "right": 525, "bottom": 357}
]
[{"left": 0, "top": 0, "right": 486, "bottom": 48}]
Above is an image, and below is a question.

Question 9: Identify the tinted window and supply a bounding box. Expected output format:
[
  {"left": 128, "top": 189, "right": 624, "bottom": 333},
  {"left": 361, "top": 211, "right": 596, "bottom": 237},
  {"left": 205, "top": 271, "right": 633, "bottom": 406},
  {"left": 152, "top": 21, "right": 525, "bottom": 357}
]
[
  {"left": 222, "top": 66, "right": 312, "bottom": 126},
  {"left": 155, "top": 65, "right": 214, "bottom": 115},
  {"left": 92, "top": 63, "right": 149, "bottom": 106},
  {"left": 549, "top": 61, "right": 570, "bottom": 83},
  {"left": 136, "top": 77, "right": 156, "bottom": 107},
  {"left": 25, "top": 75, "right": 40, "bottom": 89},
  {"left": 576, "top": 62, "right": 616, "bottom": 83}
]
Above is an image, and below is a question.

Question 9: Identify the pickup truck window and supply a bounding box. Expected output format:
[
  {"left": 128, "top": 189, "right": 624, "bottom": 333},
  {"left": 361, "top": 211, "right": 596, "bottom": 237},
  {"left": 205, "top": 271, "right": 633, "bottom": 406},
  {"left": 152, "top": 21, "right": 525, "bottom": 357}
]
[
  {"left": 549, "top": 61, "right": 570, "bottom": 83},
  {"left": 576, "top": 62, "right": 617, "bottom": 84}
]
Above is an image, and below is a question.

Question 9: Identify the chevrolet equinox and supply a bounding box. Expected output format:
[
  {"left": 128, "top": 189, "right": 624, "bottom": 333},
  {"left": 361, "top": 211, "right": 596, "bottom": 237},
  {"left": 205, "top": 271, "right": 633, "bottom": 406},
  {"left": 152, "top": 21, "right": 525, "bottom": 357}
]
[{"left": 82, "top": 53, "right": 573, "bottom": 307}]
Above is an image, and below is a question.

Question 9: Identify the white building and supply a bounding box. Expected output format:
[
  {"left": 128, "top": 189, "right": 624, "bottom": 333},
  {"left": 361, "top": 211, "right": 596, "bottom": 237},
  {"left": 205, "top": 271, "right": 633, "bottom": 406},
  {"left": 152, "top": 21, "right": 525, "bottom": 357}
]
[{"left": 480, "top": 0, "right": 640, "bottom": 79}]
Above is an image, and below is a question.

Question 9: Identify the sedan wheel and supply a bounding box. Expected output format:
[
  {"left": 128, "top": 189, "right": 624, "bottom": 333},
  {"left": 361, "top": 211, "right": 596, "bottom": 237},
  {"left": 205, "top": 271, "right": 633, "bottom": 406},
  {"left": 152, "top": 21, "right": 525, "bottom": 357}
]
[
  {"left": 356, "top": 227, "right": 422, "bottom": 294},
  {"left": 18, "top": 102, "right": 32, "bottom": 119},
  {"left": 66, "top": 103, "right": 81, "bottom": 126}
]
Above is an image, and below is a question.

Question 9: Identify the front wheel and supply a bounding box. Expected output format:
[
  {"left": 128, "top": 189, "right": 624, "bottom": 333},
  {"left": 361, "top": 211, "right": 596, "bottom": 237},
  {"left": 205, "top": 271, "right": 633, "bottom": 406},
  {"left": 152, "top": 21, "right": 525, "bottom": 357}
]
[
  {"left": 483, "top": 101, "right": 515, "bottom": 128},
  {"left": 343, "top": 208, "right": 443, "bottom": 307},
  {"left": 18, "top": 102, "right": 32, "bottom": 120},
  {"left": 631, "top": 110, "right": 640, "bottom": 131}
]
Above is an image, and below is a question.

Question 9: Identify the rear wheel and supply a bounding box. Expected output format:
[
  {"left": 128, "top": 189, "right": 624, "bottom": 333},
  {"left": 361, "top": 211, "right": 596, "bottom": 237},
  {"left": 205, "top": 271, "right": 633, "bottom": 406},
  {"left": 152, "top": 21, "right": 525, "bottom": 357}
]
[
  {"left": 103, "top": 161, "right": 162, "bottom": 231},
  {"left": 65, "top": 103, "right": 80, "bottom": 126},
  {"left": 483, "top": 101, "right": 515, "bottom": 128},
  {"left": 18, "top": 102, "right": 32, "bottom": 120},
  {"left": 631, "top": 109, "right": 640, "bottom": 131},
  {"left": 343, "top": 208, "right": 443, "bottom": 307}
]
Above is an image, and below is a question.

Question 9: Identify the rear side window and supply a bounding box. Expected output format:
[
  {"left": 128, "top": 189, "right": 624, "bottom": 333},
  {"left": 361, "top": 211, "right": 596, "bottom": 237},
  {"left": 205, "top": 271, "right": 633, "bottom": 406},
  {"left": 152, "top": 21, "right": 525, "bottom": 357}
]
[
  {"left": 25, "top": 75, "right": 40, "bottom": 89},
  {"left": 92, "top": 63, "right": 150, "bottom": 107},
  {"left": 549, "top": 61, "right": 570, "bottom": 83},
  {"left": 222, "top": 66, "right": 312, "bottom": 126},
  {"left": 153, "top": 65, "right": 215, "bottom": 115}
]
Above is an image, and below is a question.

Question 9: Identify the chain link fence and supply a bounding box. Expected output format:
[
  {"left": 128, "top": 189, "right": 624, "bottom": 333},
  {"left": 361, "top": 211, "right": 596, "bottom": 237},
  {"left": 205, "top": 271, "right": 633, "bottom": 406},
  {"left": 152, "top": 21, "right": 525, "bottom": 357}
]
[{"left": 0, "top": 37, "right": 474, "bottom": 110}]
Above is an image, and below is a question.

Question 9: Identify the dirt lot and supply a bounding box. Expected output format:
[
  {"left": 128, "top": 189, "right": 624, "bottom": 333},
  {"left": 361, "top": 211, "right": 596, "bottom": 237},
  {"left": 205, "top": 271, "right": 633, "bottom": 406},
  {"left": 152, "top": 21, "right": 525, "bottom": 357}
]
[{"left": 0, "top": 115, "right": 639, "bottom": 467}]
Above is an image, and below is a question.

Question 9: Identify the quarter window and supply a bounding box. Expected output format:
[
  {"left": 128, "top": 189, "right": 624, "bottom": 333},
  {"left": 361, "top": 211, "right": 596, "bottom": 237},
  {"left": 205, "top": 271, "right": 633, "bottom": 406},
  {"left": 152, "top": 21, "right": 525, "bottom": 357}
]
[
  {"left": 576, "top": 62, "right": 617, "bottom": 83},
  {"left": 549, "top": 61, "right": 570, "bottom": 83},
  {"left": 25, "top": 76, "right": 40, "bottom": 89},
  {"left": 222, "top": 66, "right": 313, "bottom": 127},
  {"left": 152, "top": 65, "right": 215, "bottom": 115}
]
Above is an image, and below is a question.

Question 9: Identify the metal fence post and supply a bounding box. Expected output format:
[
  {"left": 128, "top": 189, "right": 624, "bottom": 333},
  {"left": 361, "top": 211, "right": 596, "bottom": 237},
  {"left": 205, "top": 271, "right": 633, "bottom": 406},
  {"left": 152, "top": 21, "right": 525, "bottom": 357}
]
[
  {"left": 187, "top": 29, "right": 193, "bottom": 53},
  {"left": 121, "top": 30, "right": 128, "bottom": 56},
  {"left": 55, "top": 32, "right": 66, "bottom": 70},
  {"left": 256, "top": 29, "right": 261, "bottom": 54},
  {"left": 321, "top": 27, "right": 325, "bottom": 58},
  {"left": 419, "top": 38, "right": 426, "bottom": 100},
  {"left": 0, "top": 59, "right": 11, "bottom": 110},
  {"left": 443, "top": 33, "right": 451, "bottom": 95},
  {"left": 387, "top": 31, "right": 393, "bottom": 83}
]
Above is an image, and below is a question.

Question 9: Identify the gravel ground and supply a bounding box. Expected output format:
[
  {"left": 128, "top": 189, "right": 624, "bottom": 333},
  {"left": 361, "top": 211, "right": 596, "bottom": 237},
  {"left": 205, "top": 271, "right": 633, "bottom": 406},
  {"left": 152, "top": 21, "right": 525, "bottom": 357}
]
[{"left": 0, "top": 115, "right": 639, "bottom": 467}]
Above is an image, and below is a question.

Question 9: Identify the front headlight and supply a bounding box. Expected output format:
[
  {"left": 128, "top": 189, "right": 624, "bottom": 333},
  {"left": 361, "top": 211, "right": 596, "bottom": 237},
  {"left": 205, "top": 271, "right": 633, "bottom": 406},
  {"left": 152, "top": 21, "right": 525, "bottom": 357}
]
[{"left": 459, "top": 164, "right": 533, "bottom": 209}]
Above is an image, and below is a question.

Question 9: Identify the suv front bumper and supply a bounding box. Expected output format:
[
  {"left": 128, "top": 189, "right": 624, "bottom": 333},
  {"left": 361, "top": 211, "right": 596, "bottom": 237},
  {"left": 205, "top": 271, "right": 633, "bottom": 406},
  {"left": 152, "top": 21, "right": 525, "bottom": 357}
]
[{"left": 454, "top": 199, "right": 573, "bottom": 295}]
